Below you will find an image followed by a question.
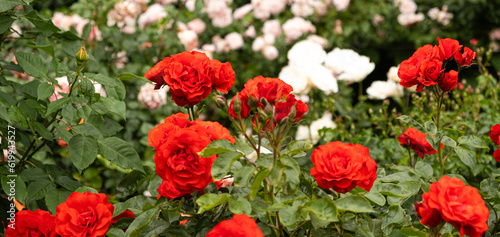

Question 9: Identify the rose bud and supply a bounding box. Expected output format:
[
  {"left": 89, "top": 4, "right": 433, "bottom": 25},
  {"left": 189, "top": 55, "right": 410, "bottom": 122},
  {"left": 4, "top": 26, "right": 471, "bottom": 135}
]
[
  {"left": 75, "top": 46, "right": 89, "bottom": 64},
  {"left": 439, "top": 70, "right": 458, "bottom": 91},
  {"left": 215, "top": 95, "right": 227, "bottom": 109}
]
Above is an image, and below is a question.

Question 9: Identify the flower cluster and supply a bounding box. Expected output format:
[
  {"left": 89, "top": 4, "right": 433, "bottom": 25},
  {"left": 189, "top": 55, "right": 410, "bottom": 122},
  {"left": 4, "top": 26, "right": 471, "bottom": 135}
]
[
  {"left": 398, "top": 38, "right": 477, "bottom": 92},
  {"left": 144, "top": 51, "right": 235, "bottom": 107},
  {"left": 398, "top": 128, "right": 439, "bottom": 157},
  {"left": 6, "top": 191, "right": 133, "bottom": 237},
  {"left": 228, "top": 76, "right": 308, "bottom": 128},
  {"left": 415, "top": 176, "right": 489, "bottom": 237},
  {"left": 148, "top": 113, "right": 235, "bottom": 199},
  {"left": 490, "top": 124, "right": 500, "bottom": 161},
  {"left": 310, "top": 141, "right": 378, "bottom": 193}
]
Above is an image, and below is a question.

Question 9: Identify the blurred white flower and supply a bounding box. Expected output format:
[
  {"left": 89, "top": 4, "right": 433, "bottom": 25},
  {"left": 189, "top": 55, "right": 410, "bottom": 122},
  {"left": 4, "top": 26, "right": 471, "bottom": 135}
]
[
  {"left": 279, "top": 64, "right": 312, "bottom": 94},
  {"left": 246, "top": 146, "right": 272, "bottom": 163},
  {"left": 113, "top": 50, "right": 129, "bottom": 69},
  {"left": 49, "top": 76, "right": 70, "bottom": 102},
  {"left": 107, "top": 1, "right": 142, "bottom": 34},
  {"left": 201, "top": 44, "right": 216, "bottom": 59},
  {"left": 397, "top": 0, "right": 417, "bottom": 14},
  {"left": 306, "top": 35, "right": 328, "bottom": 48},
  {"left": 287, "top": 40, "right": 326, "bottom": 65},
  {"left": 185, "top": 0, "right": 196, "bottom": 11},
  {"left": 291, "top": 0, "right": 315, "bottom": 17},
  {"left": 213, "top": 35, "right": 230, "bottom": 53},
  {"left": 282, "top": 17, "right": 316, "bottom": 43},
  {"left": 325, "top": 48, "right": 375, "bottom": 82},
  {"left": 262, "top": 45, "right": 279, "bottom": 60},
  {"left": 244, "top": 25, "right": 256, "bottom": 38},
  {"left": 233, "top": 4, "right": 253, "bottom": 20},
  {"left": 138, "top": 4, "right": 167, "bottom": 29},
  {"left": 372, "top": 14, "right": 385, "bottom": 26},
  {"left": 187, "top": 18, "right": 206, "bottom": 34},
  {"left": 333, "top": 0, "right": 350, "bottom": 11},
  {"left": 397, "top": 12, "right": 424, "bottom": 26},
  {"left": 387, "top": 66, "right": 401, "bottom": 83},
  {"left": 252, "top": 36, "right": 265, "bottom": 52},
  {"left": 262, "top": 20, "right": 282, "bottom": 38},
  {"left": 178, "top": 30, "right": 198, "bottom": 51},
  {"left": 225, "top": 32, "right": 244, "bottom": 50},
  {"left": 52, "top": 12, "right": 102, "bottom": 40},
  {"left": 296, "top": 112, "right": 336, "bottom": 144},
  {"left": 280, "top": 62, "right": 337, "bottom": 94},
  {"left": 252, "top": 0, "right": 287, "bottom": 19},
  {"left": 366, "top": 81, "right": 403, "bottom": 100},
  {"left": 206, "top": 0, "right": 233, "bottom": 27},
  {"left": 490, "top": 28, "right": 500, "bottom": 41},
  {"left": 9, "top": 23, "right": 22, "bottom": 38},
  {"left": 138, "top": 83, "right": 168, "bottom": 110},
  {"left": 427, "top": 5, "right": 453, "bottom": 26},
  {"left": 157, "top": 0, "right": 178, "bottom": 4},
  {"left": 93, "top": 82, "right": 107, "bottom": 98}
]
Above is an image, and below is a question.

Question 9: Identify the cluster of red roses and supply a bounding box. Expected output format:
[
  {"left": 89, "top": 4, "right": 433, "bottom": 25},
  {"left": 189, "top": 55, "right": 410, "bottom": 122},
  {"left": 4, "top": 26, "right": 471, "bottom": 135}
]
[
  {"left": 6, "top": 191, "right": 133, "bottom": 237},
  {"left": 310, "top": 141, "right": 378, "bottom": 193},
  {"left": 490, "top": 124, "right": 500, "bottom": 161},
  {"left": 228, "top": 76, "right": 308, "bottom": 127},
  {"left": 398, "top": 38, "right": 477, "bottom": 92},
  {"left": 148, "top": 113, "right": 235, "bottom": 199},
  {"left": 398, "top": 127, "right": 440, "bottom": 157},
  {"left": 415, "top": 176, "right": 489, "bottom": 237},
  {"left": 144, "top": 51, "right": 235, "bottom": 106}
]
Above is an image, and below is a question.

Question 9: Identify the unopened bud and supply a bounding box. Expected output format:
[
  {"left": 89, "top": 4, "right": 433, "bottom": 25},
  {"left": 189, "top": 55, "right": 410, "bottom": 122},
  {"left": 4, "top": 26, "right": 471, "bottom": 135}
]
[
  {"left": 288, "top": 106, "right": 296, "bottom": 121},
  {"left": 215, "top": 95, "right": 227, "bottom": 109},
  {"left": 232, "top": 96, "right": 242, "bottom": 114},
  {"left": 247, "top": 96, "right": 258, "bottom": 109},
  {"left": 76, "top": 46, "right": 89, "bottom": 64},
  {"left": 264, "top": 103, "right": 273, "bottom": 118}
]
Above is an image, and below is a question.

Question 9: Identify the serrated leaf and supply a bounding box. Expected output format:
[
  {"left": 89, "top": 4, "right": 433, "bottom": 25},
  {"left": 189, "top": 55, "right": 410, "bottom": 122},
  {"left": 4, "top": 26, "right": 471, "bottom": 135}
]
[
  {"left": 0, "top": 0, "right": 20, "bottom": 13},
  {"left": 26, "top": 179, "right": 56, "bottom": 201},
  {"left": 335, "top": 196, "right": 375, "bottom": 213},
  {"left": 454, "top": 146, "right": 476, "bottom": 169},
  {"left": 250, "top": 168, "right": 269, "bottom": 200},
  {"left": 118, "top": 73, "right": 150, "bottom": 82},
  {"left": 68, "top": 135, "right": 98, "bottom": 172},
  {"left": 279, "top": 206, "right": 300, "bottom": 226},
  {"left": 441, "top": 136, "right": 457, "bottom": 147},
  {"left": 107, "top": 228, "right": 125, "bottom": 237},
  {"left": 424, "top": 121, "right": 437, "bottom": 135},
  {"left": 233, "top": 166, "right": 255, "bottom": 187},
  {"left": 304, "top": 198, "right": 338, "bottom": 223},
  {"left": 397, "top": 115, "right": 425, "bottom": 133},
  {"left": 0, "top": 15, "right": 15, "bottom": 33},
  {"left": 282, "top": 141, "right": 313, "bottom": 157},
  {"left": 14, "top": 52, "right": 49, "bottom": 80},
  {"left": 90, "top": 73, "right": 122, "bottom": 87},
  {"left": 71, "top": 124, "right": 104, "bottom": 140},
  {"left": 74, "top": 186, "right": 99, "bottom": 193},
  {"left": 228, "top": 198, "right": 252, "bottom": 215},
  {"left": 55, "top": 176, "right": 83, "bottom": 191},
  {"left": 37, "top": 82, "right": 54, "bottom": 100},
  {"left": 46, "top": 97, "right": 69, "bottom": 116},
  {"left": 198, "top": 139, "right": 234, "bottom": 158},
  {"left": 98, "top": 137, "right": 144, "bottom": 173},
  {"left": 372, "top": 183, "right": 411, "bottom": 197},
  {"left": 458, "top": 135, "right": 489, "bottom": 149},
  {"left": 32, "top": 122, "right": 52, "bottom": 140},
  {"left": 0, "top": 106, "right": 11, "bottom": 123},
  {"left": 196, "top": 193, "right": 230, "bottom": 214},
  {"left": 28, "top": 44, "right": 55, "bottom": 58},
  {"left": 364, "top": 192, "right": 386, "bottom": 206},
  {"left": 124, "top": 208, "right": 158, "bottom": 237},
  {"left": 101, "top": 97, "right": 126, "bottom": 120},
  {"left": 25, "top": 10, "right": 60, "bottom": 32},
  {"left": 415, "top": 161, "right": 433, "bottom": 180},
  {"left": 211, "top": 152, "right": 243, "bottom": 180}
]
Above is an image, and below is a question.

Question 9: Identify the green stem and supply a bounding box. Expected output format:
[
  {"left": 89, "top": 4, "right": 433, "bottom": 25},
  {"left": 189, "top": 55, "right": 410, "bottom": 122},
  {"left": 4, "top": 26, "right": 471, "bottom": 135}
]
[{"left": 436, "top": 89, "right": 444, "bottom": 175}]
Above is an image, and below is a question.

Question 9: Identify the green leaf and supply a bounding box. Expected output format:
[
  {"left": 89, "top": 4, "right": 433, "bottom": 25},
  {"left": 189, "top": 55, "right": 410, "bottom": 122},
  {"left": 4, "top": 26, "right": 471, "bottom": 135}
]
[
  {"left": 250, "top": 168, "right": 269, "bottom": 200},
  {"left": 381, "top": 205, "right": 406, "bottom": 229},
  {"left": 0, "top": 15, "right": 15, "bottom": 34},
  {"left": 454, "top": 146, "right": 476, "bottom": 169},
  {"left": 364, "top": 192, "right": 386, "bottom": 206},
  {"left": 68, "top": 135, "right": 98, "bottom": 172},
  {"left": 304, "top": 198, "right": 339, "bottom": 223},
  {"left": 101, "top": 97, "right": 126, "bottom": 120},
  {"left": 26, "top": 179, "right": 57, "bottom": 201},
  {"left": 55, "top": 176, "right": 83, "bottom": 191},
  {"left": 228, "top": 197, "right": 252, "bottom": 215},
  {"left": 45, "top": 190, "right": 71, "bottom": 214},
  {"left": 74, "top": 186, "right": 99, "bottom": 193},
  {"left": 14, "top": 52, "right": 49, "bottom": 80},
  {"left": 32, "top": 122, "right": 53, "bottom": 140},
  {"left": 107, "top": 228, "right": 125, "bottom": 237},
  {"left": 400, "top": 227, "right": 427, "bottom": 237},
  {"left": 372, "top": 183, "right": 411, "bottom": 197},
  {"left": 25, "top": 10, "right": 61, "bottom": 32},
  {"left": 46, "top": 97, "right": 70, "bottom": 116},
  {"left": 199, "top": 139, "right": 235, "bottom": 157},
  {"left": 124, "top": 208, "right": 158, "bottom": 237},
  {"left": 441, "top": 136, "right": 457, "bottom": 147},
  {"left": 282, "top": 141, "right": 313, "bottom": 157},
  {"left": 415, "top": 161, "right": 433, "bottom": 180},
  {"left": 28, "top": 44, "right": 55, "bottom": 58},
  {"left": 424, "top": 121, "right": 437, "bottom": 135},
  {"left": 37, "top": 82, "right": 54, "bottom": 100},
  {"left": 90, "top": 73, "right": 122, "bottom": 87},
  {"left": 0, "top": 0, "right": 20, "bottom": 13},
  {"left": 397, "top": 115, "right": 425, "bottom": 133},
  {"left": 279, "top": 206, "right": 300, "bottom": 226},
  {"left": 1, "top": 176, "right": 26, "bottom": 203},
  {"left": 233, "top": 166, "right": 255, "bottom": 187},
  {"left": 211, "top": 151, "right": 242, "bottom": 180},
  {"left": 98, "top": 137, "right": 144, "bottom": 173},
  {"left": 71, "top": 124, "right": 104, "bottom": 140},
  {"left": 458, "top": 135, "right": 489, "bottom": 149},
  {"left": 335, "top": 196, "right": 375, "bottom": 213},
  {"left": 118, "top": 73, "right": 150, "bottom": 82},
  {"left": 196, "top": 193, "right": 230, "bottom": 214},
  {"left": 0, "top": 106, "right": 11, "bottom": 123},
  {"left": 115, "top": 171, "right": 146, "bottom": 198}
]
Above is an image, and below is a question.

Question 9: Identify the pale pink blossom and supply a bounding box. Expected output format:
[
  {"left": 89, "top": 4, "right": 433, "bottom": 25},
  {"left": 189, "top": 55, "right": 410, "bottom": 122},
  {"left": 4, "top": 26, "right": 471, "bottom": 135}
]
[
  {"left": 138, "top": 4, "right": 167, "bottom": 29},
  {"left": 263, "top": 34, "right": 276, "bottom": 45},
  {"left": 213, "top": 35, "right": 230, "bottom": 53},
  {"left": 206, "top": 0, "right": 233, "bottom": 27},
  {"left": 138, "top": 83, "right": 168, "bottom": 110},
  {"left": 333, "top": 0, "right": 350, "bottom": 11},
  {"left": 202, "top": 44, "right": 216, "bottom": 59},
  {"left": 291, "top": 0, "right": 315, "bottom": 17},
  {"left": 107, "top": 1, "right": 143, "bottom": 34},
  {"left": 262, "top": 20, "right": 282, "bottom": 38},
  {"left": 252, "top": 37, "right": 266, "bottom": 52},
  {"left": 396, "top": 0, "right": 417, "bottom": 14},
  {"left": 372, "top": 14, "right": 384, "bottom": 26},
  {"left": 490, "top": 28, "right": 500, "bottom": 41},
  {"left": 185, "top": 0, "right": 196, "bottom": 11},
  {"left": 233, "top": 4, "right": 253, "bottom": 20},
  {"left": 262, "top": 45, "right": 279, "bottom": 60},
  {"left": 428, "top": 6, "right": 453, "bottom": 26},
  {"left": 156, "top": 0, "right": 177, "bottom": 4},
  {"left": 306, "top": 35, "right": 328, "bottom": 48},
  {"left": 397, "top": 12, "right": 424, "bottom": 26},
  {"left": 225, "top": 32, "right": 244, "bottom": 50},
  {"left": 282, "top": 17, "right": 316, "bottom": 43},
  {"left": 178, "top": 30, "right": 199, "bottom": 51},
  {"left": 244, "top": 25, "right": 256, "bottom": 38},
  {"left": 216, "top": 175, "right": 234, "bottom": 188},
  {"left": 113, "top": 50, "right": 129, "bottom": 69},
  {"left": 9, "top": 23, "right": 22, "bottom": 38},
  {"left": 49, "top": 76, "right": 70, "bottom": 102},
  {"left": 251, "top": 0, "right": 287, "bottom": 19},
  {"left": 187, "top": 18, "right": 206, "bottom": 34},
  {"left": 334, "top": 19, "right": 342, "bottom": 35}
]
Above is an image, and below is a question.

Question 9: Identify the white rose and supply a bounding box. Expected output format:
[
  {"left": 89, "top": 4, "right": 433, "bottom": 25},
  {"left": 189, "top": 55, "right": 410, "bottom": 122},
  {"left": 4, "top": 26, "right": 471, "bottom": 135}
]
[
  {"left": 387, "top": 66, "right": 401, "bottom": 83},
  {"left": 262, "top": 20, "right": 282, "bottom": 38},
  {"left": 325, "top": 48, "right": 375, "bottom": 82},
  {"left": 366, "top": 80, "right": 403, "bottom": 100},
  {"left": 225, "top": 32, "right": 244, "bottom": 50},
  {"left": 288, "top": 40, "right": 326, "bottom": 65},
  {"left": 296, "top": 112, "right": 336, "bottom": 144},
  {"left": 262, "top": 45, "right": 279, "bottom": 60},
  {"left": 279, "top": 64, "right": 312, "bottom": 95}
]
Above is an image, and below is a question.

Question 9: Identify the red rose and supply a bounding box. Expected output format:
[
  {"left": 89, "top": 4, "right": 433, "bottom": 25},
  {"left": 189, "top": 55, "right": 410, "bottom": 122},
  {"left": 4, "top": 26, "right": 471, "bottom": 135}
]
[
  {"left": 55, "top": 191, "right": 114, "bottom": 237},
  {"left": 210, "top": 60, "right": 235, "bottom": 94},
  {"left": 5, "top": 209, "right": 57, "bottom": 237},
  {"left": 193, "top": 120, "right": 236, "bottom": 144},
  {"left": 274, "top": 94, "right": 308, "bottom": 124},
  {"left": 229, "top": 94, "right": 251, "bottom": 119},
  {"left": 111, "top": 210, "right": 134, "bottom": 224},
  {"left": 424, "top": 176, "right": 489, "bottom": 237},
  {"left": 398, "top": 45, "right": 434, "bottom": 91},
  {"left": 310, "top": 141, "right": 377, "bottom": 193},
  {"left": 144, "top": 59, "right": 169, "bottom": 89},
  {"left": 418, "top": 59, "right": 443, "bottom": 86},
  {"left": 494, "top": 149, "right": 500, "bottom": 162},
  {"left": 157, "top": 179, "right": 191, "bottom": 199},
  {"left": 454, "top": 47, "right": 477, "bottom": 67},
  {"left": 437, "top": 37, "right": 463, "bottom": 60},
  {"left": 147, "top": 113, "right": 192, "bottom": 149},
  {"left": 163, "top": 51, "right": 213, "bottom": 106},
  {"left": 439, "top": 70, "right": 458, "bottom": 91},
  {"left": 206, "top": 214, "right": 264, "bottom": 237},
  {"left": 489, "top": 124, "right": 500, "bottom": 145},
  {"left": 398, "top": 128, "right": 438, "bottom": 157},
  {"left": 415, "top": 200, "right": 442, "bottom": 227}
]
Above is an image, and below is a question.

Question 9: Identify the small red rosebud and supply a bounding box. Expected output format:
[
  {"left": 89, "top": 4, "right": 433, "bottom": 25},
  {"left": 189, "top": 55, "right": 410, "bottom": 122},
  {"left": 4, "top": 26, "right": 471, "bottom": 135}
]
[
  {"left": 439, "top": 70, "right": 458, "bottom": 91},
  {"left": 454, "top": 47, "right": 477, "bottom": 67},
  {"left": 470, "top": 39, "right": 478, "bottom": 46}
]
